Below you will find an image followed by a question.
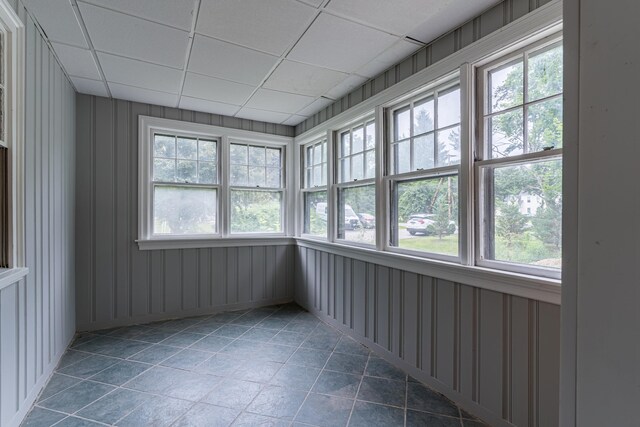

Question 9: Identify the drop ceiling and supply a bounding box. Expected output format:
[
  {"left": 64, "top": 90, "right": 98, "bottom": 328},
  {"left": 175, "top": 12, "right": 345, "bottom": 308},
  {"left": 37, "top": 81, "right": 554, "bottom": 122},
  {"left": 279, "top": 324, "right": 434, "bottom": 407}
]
[{"left": 23, "top": 0, "right": 500, "bottom": 126}]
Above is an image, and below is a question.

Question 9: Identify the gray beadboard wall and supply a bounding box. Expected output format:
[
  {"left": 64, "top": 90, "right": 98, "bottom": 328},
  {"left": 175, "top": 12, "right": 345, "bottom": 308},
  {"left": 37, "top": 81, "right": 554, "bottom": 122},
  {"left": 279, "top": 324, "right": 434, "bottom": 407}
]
[
  {"left": 75, "top": 95, "right": 295, "bottom": 331},
  {"left": 294, "top": 245, "right": 560, "bottom": 427},
  {"left": 295, "top": 0, "right": 555, "bottom": 136},
  {"left": 0, "top": 1, "right": 76, "bottom": 426}
]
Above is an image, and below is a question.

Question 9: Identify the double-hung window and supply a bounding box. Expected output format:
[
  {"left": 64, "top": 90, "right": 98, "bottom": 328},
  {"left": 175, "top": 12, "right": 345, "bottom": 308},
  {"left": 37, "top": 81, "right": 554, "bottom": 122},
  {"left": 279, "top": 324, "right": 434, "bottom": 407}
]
[
  {"left": 476, "top": 36, "right": 562, "bottom": 276},
  {"left": 301, "top": 138, "right": 327, "bottom": 238},
  {"left": 387, "top": 81, "right": 462, "bottom": 259},
  {"left": 0, "top": 30, "right": 7, "bottom": 267},
  {"left": 335, "top": 119, "right": 376, "bottom": 246}
]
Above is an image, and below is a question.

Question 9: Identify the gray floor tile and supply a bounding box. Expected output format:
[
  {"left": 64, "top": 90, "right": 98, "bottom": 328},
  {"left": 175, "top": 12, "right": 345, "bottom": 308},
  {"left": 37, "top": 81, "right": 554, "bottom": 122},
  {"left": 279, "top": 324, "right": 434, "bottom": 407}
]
[
  {"left": 57, "top": 354, "right": 120, "bottom": 378},
  {"left": 160, "top": 349, "right": 211, "bottom": 370},
  {"left": 164, "top": 371, "right": 222, "bottom": 401},
  {"left": 252, "top": 343, "right": 296, "bottom": 363},
  {"left": 334, "top": 336, "right": 370, "bottom": 357},
  {"left": 464, "top": 419, "right": 491, "bottom": 427},
  {"left": 127, "top": 344, "right": 181, "bottom": 364},
  {"left": 232, "top": 413, "right": 289, "bottom": 427},
  {"left": 406, "top": 382, "right": 460, "bottom": 417},
  {"left": 21, "top": 407, "right": 66, "bottom": 426},
  {"left": 312, "top": 370, "right": 361, "bottom": 398},
  {"left": 256, "top": 316, "right": 291, "bottom": 330},
  {"left": 173, "top": 403, "right": 240, "bottom": 427},
  {"left": 325, "top": 353, "right": 368, "bottom": 376},
  {"left": 134, "top": 329, "right": 178, "bottom": 343},
  {"left": 233, "top": 360, "right": 283, "bottom": 383},
  {"left": 211, "top": 324, "right": 252, "bottom": 339},
  {"left": 357, "top": 376, "right": 406, "bottom": 407},
  {"left": 240, "top": 328, "right": 278, "bottom": 342},
  {"left": 406, "top": 410, "right": 461, "bottom": 427},
  {"left": 295, "top": 393, "right": 354, "bottom": 427},
  {"left": 270, "top": 364, "right": 321, "bottom": 391},
  {"left": 69, "top": 334, "right": 98, "bottom": 348},
  {"left": 283, "top": 321, "right": 317, "bottom": 335},
  {"left": 54, "top": 417, "right": 104, "bottom": 427},
  {"left": 106, "top": 325, "right": 151, "bottom": 339},
  {"left": 365, "top": 357, "right": 406, "bottom": 381},
  {"left": 57, "top": 350, "right": 91, "bottom": 369},
  {"left": 76, "top": 388, "right": 150, "bottom": 424},
  {"left": 160, "top": 332, "right": 207, "bottom": 348},
  {"left": 117, "top": 396, "right": 194, "bottom": 427},
  {"left": 195, "top": 353, "right": 242, "bottom": 376},
  {"left": 123, "top": 366, "right": 183, "bottom": 394},
  {"left": 190, "top": 335, "right": 235, "bottom": 352},
  {"left": 301, "top": 331, "right": 340, "bottom": 351},
  {"left": 270, "top": 331, "right": 307, "bottom": 347},
  {"left": 287, "top": 348, "right": 332, "bottom": 368},
  {"left": 39, "top": 381, "right": 115, "bottom": 413},
  {"left": 74, "top": 336, "right": 149, "bottom": 358},
  {"left": 349, "top": 401, "right": 405, "bottom": 427},
  {"left": 209, "top": 312, "right": 242, "bottom": 323},
  {"left": 246, "top": 385, "right": 307, "bottom": 420},
  {"left": 218, "top": 339, "right": 260, "bottom": 358},
  {"left": 37, "top": 374, "right": 81, "bottom": 401},
  {"left": 202, "top": 379, "right": 263, "bottom": 410},
  {"left": 88, "top": 360, "right": 150, "bottom": 385},
  {"left": 184, "top": 321, "right": 225, "bottom": 335}
]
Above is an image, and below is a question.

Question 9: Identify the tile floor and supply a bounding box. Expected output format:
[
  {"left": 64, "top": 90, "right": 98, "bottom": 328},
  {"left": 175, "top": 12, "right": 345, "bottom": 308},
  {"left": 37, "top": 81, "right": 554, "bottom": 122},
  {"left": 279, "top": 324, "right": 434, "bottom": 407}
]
[{"left": 22, "top": 303, "right": 489, "bottom": 427}]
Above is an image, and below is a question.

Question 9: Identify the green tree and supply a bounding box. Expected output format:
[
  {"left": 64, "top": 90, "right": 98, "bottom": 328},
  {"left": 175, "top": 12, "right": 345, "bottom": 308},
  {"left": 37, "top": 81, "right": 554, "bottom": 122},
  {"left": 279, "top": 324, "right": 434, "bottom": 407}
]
[
  {"left": 496, "top": 201, "right": 528, "bottom": 249},
  {"left": 431, "top": 199, "right": 452, "bottom": 239}
]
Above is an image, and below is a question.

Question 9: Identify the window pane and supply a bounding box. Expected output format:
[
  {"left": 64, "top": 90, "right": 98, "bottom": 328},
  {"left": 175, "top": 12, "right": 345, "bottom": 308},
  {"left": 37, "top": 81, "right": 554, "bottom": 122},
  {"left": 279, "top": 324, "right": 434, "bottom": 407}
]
[
  {"left": 230, "top": 144, "right": 247, "bottom": 165},
  {"left": 527, "top": 97, "right": 563, "bottom": 152},
  {"left": 266, "top": 148, "right": 281, "bottom": 167},
  {"left": 177, "top": 137, "right": 198, "bottom": 160},
  {"left": 414, "top": 98, "right": 434, "bottom": 135},
  {"left": 313, "top": 144, "right": 322, "bottom": 165},
  {"left": 340, "top": 158, "right": 350, "bottom": 183},
  {"left": 230, "top": 190, "right": 282, "bottom": 233},
  {"left": 351, "top": 153, "right": 363, "bottom": 180},
  {"left": 394, "top": 107, "right": 411, "bottom": 141},
  {"left": 352, "top": 126, "right": 364, "bottom": 153},
  {"left": 437, "top": 87, "right": 460, "bottom": 128},
  {"left": 393, "top": 176, "right": 459, "bottom": 256},
  {"left": 322, "top": 142, "right": 327, "bottom": 163},
  {"left": 394, "top": 141, "right": 411, "bottom": 174},
  {"left": 198, "top": 161, "right": 217, "bottom": 184},
  {"left": 482, "top": 159, "right": 561, "bottom": 268},
  {"left": 414, "top": 134, "right": 434, "bottom": 170},
  {"left": 337, "top": 185, "right": 376, "bottom": 245},
  {"left": 313, "top": 165, "right": 323, "bottom": 186},
  {"left": 528, "top": 44, "right": 563, "bottom": 102},
  {"left": 341, "top": 132, "right": 351, "bottom": 156},
  {"left": 198, "top": 139, "right": 216, "bottom": 161},
  {"left": 248, "top": 166, "right": 266, "bottom": 187},
  {"left": 365, "top": 122, "right": 375, "bottom": 149},
  {"left": 153, "top": 158, "right": 175, "bottom": 182},
  {"left": 266, "top": 167, "right": 281, "bottom": 188},
  {"left": 436, "top": 126, "right": 461, "bottom": 166},
  {"left": 303, "top": 191, "right": 327, "bottom": 237},
  {"left": 489, "top": 59, "right": 523, "bottom": 113},
  {"left": 230, "top": 165, "right": 248, "bottom": 186},
  {"left": 153, "top": 186, "right": 216, "bottom": 235},
  {"left": 154, "top": 135, "right": 175, "bottom": 158},
  {"left": 487, "top": 108, "right": 524, "bottom": 158},
  {"left": 177, "top": 160, "right": 197, "bottom": 183},
  {"left": 306, "top": 146, "right": 313, "bottom": 167},
  {"left": 249, "top": 146, "right": 265, "bottom": 166},
  {"left": 365, "top": 151, "right": 375, "bottom": 179}
]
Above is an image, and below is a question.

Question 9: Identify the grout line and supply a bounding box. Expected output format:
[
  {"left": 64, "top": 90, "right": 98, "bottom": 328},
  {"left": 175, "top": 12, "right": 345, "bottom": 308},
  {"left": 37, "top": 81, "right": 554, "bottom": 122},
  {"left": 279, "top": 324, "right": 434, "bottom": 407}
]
[
  {"left": 176, "top": 0, "right": 201, "bottom": 109},
  {"left": 345, "top": 351, "right": 371, "bottom": 426}
]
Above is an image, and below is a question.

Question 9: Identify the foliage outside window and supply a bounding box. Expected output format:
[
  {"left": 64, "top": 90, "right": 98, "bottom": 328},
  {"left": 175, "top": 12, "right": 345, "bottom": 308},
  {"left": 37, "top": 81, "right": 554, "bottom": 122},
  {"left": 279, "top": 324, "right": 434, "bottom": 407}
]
[
  {"left": 301, "top": 139, "right": 327, "bottom": 237},
  {"left": 477, "top": 39, "right": 563, "bottom": 273}
]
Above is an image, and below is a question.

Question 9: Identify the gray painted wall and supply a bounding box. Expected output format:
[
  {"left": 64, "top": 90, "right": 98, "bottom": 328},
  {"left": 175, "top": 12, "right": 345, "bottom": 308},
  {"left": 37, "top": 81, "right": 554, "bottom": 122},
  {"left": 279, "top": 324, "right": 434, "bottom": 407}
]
[
  {"left": 0, "top": 1, "right": 76, "bottom": 426},
  {"left": 75, "top": 95, "right": 295, "bottom": 331},
  {"left": 295, "top": 0, "right": 555, "bottom": 136},
  {"left": 294, "top": 245, "right": 560, "bottom": 427}
]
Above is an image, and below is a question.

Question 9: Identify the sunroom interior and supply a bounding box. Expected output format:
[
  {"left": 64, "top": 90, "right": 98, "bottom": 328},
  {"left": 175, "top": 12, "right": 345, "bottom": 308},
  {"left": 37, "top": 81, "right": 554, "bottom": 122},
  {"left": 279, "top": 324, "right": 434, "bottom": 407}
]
[{"left": 0, "top": 0, "right": 637, "bottom": 426}]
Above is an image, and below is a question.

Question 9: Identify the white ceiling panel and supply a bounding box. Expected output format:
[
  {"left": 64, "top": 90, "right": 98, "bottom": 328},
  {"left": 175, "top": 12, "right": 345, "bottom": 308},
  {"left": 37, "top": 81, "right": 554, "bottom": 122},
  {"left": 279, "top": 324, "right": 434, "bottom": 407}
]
[
  {"left": 282, "top": 114, "right": 309, "bottom": 126},
  {"left": 298, "top": 0, "right": 325, "bottom": 8},
  {"left": 296, "top": 96, "right": 334, "bottom": 116},
  {"left": 356, "top": 39, "right": 422, "bottom": 78},
  {"left": 182, "top": 73, "right": 255, "bottom": 106},
  {"left": 98, "top": 53, "right": 183, "bottom": 94},
  {"left": 78, "top": 0, "right": 195, "bottom": 30},
  {"left": 287, "top": 13, "right": 398, "bottom": 73},
  {"left": 22, "top": 0, "right": 88, "bottom": 47},
  {"left": 188, "top": 35, "right": 279, "bottom": 86},
  {"left": 109, "top": 83, "right": 178, "bottom": 107},
  {"left": 324, "top": 74, "right": 368, "bottom": 100},
  {"left": 245, "top": 89, "right": 315, "bottom": 114},
  {"left": 71, "top": 76, "right": 109, "bottom": 97},
  {"left": 196, "top": 0, "right": 317, "bottom": 56},
  {"left": 78, "top": 2, "right": 189, "bottom": 68},
  {"left": 179, "top": 96, "right": 241, "bottom": 117},
  {"left": 235, "top": 108, "right": 291, "bottom": 124},
  {"left": 51, "top": 43, "right": 101, "bottom": 80},
  {"left": 264, "top": 60, "right": 348, "bottom": 97}
]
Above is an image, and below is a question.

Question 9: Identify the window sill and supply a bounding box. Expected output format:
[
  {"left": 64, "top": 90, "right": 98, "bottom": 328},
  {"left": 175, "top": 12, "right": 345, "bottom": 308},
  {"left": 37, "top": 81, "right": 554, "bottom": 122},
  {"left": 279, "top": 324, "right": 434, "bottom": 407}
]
[
  {"left": 136, "top": 236, "right": 295, "bottom": 251},
  {"left": 295, "top": 238, "right": 561, "bottom": 305},
  {"left": 0, "top": 267, "right": 29, "bottom": 291}
]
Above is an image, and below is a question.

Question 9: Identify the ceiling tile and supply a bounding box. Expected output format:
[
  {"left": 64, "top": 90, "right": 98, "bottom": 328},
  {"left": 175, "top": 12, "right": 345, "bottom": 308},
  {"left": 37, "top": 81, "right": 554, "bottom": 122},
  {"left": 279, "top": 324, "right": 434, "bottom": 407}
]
[
  {"left": 98, "top": 52, "right": 183, "bottom": 93},
  {"left": 179, "top": 96, "right": 241, "bottom": 117},
  {"left": 245, "top": 89, "right": 315, "bottom": 114},
  {"left": 22, "top": 0, "right": 88, "bottom": 47},
  {"left": 356, "top": 39, "right": 422, "bottom": 78},
  {"left": 71, "top": 76, "right": 108, "bottom": 97},
  {"left": 298, "top": 0, "right": 324, "bottom": 7},
  {"left": 109, "top": 83, "right": 178, "bottom": 107},
  {"left": 235, "top": 108, "right": 291, "bottom": 124},
  {"left": 78, "top": 0, "right": 195, "bottom": 30},
  {"left": 51, "top": 43, "right": 101, "bottom": 80},
  {"left": 282, "top": 114, "right": 309, "bottom": 126},
  {"left": 188, "top": 35, "right": 279, "bottom": 86},
  {"left": 287, "top": 13, "right": 398, "bottom": 73},
  {"left": 78, "top": 2, "right": 189, "bottom": 68},
  {"left": 263, "top": 60, "right": 348, "bottom": 97},
  {"left": 296, "top": 96, "right": 334, "bottom": 116},
  {"left": 182, "top": 73, "right": 255, "bottom": 106},
  {"left": 196, "top": 0, "right": 316, "bottom": 56},
  {"left": 324, "top": 74, "right": 368, "bottom": 100}
]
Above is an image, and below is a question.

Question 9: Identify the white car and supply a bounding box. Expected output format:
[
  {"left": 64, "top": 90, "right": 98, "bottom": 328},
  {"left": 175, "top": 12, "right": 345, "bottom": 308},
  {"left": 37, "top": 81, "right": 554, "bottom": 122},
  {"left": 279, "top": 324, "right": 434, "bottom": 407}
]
[{"left": 406, "top": 213, "right": 457, "bottom": 236}]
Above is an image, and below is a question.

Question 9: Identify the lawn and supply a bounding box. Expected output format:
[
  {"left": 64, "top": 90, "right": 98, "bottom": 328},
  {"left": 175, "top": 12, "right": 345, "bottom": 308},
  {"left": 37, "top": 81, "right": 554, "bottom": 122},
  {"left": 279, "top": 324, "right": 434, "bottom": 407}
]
[{"left": 398, "top": 234, "right": 459, "bottom": 256}]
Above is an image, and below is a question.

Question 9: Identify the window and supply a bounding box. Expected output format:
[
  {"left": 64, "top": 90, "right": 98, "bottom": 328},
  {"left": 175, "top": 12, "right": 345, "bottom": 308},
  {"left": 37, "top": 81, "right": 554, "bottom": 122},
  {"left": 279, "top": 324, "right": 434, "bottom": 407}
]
[
  {"left": 477, "top": 37, "right": 562, "bottom": 274},
  {"left": 388, "top": 82, "right": 461, "bottom": 259},
  {"left": 301, "top": 138, "right": 327, "bottom": 237},
  {"left": 0, "top": 29, "right": 6, "bottom": 266},
  {"left": 336, "top": 120, "right": 376, "bottom": 246}
]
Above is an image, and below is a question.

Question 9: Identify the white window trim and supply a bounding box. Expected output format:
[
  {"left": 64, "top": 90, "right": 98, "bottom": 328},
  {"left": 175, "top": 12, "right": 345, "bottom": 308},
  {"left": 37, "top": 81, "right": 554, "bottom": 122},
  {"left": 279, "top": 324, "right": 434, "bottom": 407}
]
[
  {"left": 299, "top": 136, "right": 329, "bottom": 240},
  {"left": 138, "top": 116, "right": 293, "bottom": 250},
  {"left": 0, "top": 0, "right": 26, "bottom": 291}
]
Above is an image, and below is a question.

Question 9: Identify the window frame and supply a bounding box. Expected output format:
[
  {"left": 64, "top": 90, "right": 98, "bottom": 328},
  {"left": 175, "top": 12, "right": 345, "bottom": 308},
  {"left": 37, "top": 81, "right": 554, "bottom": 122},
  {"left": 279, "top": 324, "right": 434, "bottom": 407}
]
[{"left": 299, "top": 137, "right": 329, "bottom": 240}]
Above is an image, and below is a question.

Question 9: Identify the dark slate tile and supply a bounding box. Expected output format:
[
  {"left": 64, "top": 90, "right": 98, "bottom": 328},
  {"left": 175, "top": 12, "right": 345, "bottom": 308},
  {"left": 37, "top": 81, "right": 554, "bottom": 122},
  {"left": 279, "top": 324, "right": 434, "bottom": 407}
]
[
  {"left": 74, "top": 336, "right": 145, "bottom": 357},
  {"left": 252, "top": 343, "right": 296, "bottom": 363},
  {"left": 117, "top": 395, "right": 193, "bottom": 427},
  {"left": 57, "top": 350, "right": 91, "bottom": 369},
  {"left": 287, "top": 348, "right": 331, "bottom": 368},
  {"left": 184, "top": 321, "right": 225, "bottom": 335},
  {"left": 463, "top": 419, "right": 491, "bottom": 427},
  {"left": 349, "top": 401, "right": 405, "bottom": 427},
  {"left": 256, "top": 316, "right": 291, "bottom": 330},
  {"left": 211, "top": 324, "right": 252, "bottom": 339},
  {"left": 218, "top": 339, "right": 260, "bottom": 359},
  {"left": 76, "top": 388, "right": 150, "bottom": 424},
  {"left": 202, "top": 379, "right": 263, "bottom": 410},
  {"left": 365, "top": 357, "right": 406, "bottom": 381},
  {"left": 231, "top": 314, "right": 267, "bottom": 327},
  {"left": 21, "top": 407, "right": 66, "bottom": 426},
  {"left": 127, "top": 344, "right": 181, "bottom": 364},
  {"left": 293, "top": 313, "right": 321, "bottom": 324},
  {"left": 39, "top": 381, "right": 115, "bottom": 413},
  {"left": 283, "top": 321, "right": 317, "bottom": 335},
  {"left": 190, "top": 335, "right": 235, "bottom": 352},
  {"left": 70, "top": 333, "right": 98, "bottom": 348},
  {"left": 160, "top": 332, "right": 207, "bottom": 348},
  {"left": 209, "top": 312, "right": 242, "bottom": 323},
  {"left": 173, "top": 403, "right": 240, "bottom": 427},
  {"left": 123, "top": 366, "right": 183, "bottom": 394},
  {"left": 246, "top": 386, "right": 307, "bottom": 420},
  {"left": 232, "top": 413, "right": 289, "bottom": 426},
  {"left": 312, "top": 370, "right": 361, "bottom": 399},
  {"left": 164, "top": 371, "right": 222, "bottom": 401},
  {"left": 54, "top": 417, "right": 104, "bottom": 427},
  {"left": 406, "top": 410, "right": 462, "bottom": 427},
  {"left": 270, "top": 364, "right": 320, "bottom": 391},
  {"left": 295, "top": 393, "right": 353, "bottom": 427},
  {"left": 154, "top": 318, "right": 202, "bottom": 332},
  {"left": 407, "top": 383, "right": 460, "bottom": 417},
  {"left": 334, "top": 336, "right": 370, "bottom": 357},
  {"left": 240, "top": 328, "right": 278, "bottom": 342},
  {"left": 37, "top": 374, "right": 81, "bottom": 401},
  {"left": 107, "top": 325, "right": 151, "bottom": 339},
  {"left": 233, "top": 360, "right": 283, "bottom": 383},
  {"left": 134, "top": 329, "right": 178, "bottom": 343},
  {"left": 325, "top": 353, "right": 368, "bottom": 376},
  {"left": 301, "top": 331, "right": 340, "bottom": 351},
  {"left": 269, "top": 331, "right": 307, "bottom": 347},
  {"left": 88, "top": 360, "right": 150, "bottom": 386},
  {"left": 357, "top": 376, "right": 406, "bottom": 408},
  {"left": 57, "top": 354, "right": 120, "bottom": 378},
  {"left": 196, "top": 354, "right": 242, "bottom": 377},
  {"left": 160, "top": 349, "right": 211, "bottom": 370}
]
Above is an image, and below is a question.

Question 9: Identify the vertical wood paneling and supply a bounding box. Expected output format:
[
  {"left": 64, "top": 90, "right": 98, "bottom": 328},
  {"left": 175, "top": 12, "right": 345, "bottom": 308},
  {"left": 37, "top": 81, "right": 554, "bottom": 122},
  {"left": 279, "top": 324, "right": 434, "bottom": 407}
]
[
  {"left": 458, "top": 285, "right": 475, "bottom": 399},
  {"left": 181, "top": 250, "right": 198, "bottom": 310},
  {"left": 390, "top": 269, "right": 402, "bottom": 358},
  {"left": 251, "top": 246, "right": 265, "bottom": 301},
  {"left": 402, "top": 272, "right": 419, "bottom": 368},
  {"left": 478, "top": 289, "right": 504, "bottom": 416},
  {"left": 375, "top": 266, "right": 390, "bottom": 351},
  {"left": 537, "top": 302, "right": 560, "bottom": 427},
  {"left": 352, "top": 260, "right": 366, "bottom": 336},
  {"left": 436, "top": 279, "right": 456, "bottom": 388}
]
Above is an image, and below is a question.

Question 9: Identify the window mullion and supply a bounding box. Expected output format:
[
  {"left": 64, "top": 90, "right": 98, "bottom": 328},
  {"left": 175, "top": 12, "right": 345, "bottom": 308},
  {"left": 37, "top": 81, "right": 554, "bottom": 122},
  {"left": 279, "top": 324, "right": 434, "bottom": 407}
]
[{"left": 220, "top": 135, "right": 229, "bottom": 238}]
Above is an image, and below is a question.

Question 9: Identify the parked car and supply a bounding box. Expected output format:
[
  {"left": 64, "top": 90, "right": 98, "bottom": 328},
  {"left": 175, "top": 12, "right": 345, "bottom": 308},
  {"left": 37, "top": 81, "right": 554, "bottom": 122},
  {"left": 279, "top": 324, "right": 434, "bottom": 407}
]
[
  {"left": 316, "top": 202, "right": 362, "bottom": 230},
  {"left": 357, "top": 213, "right": 376, "bottom": 229},
  {"left": 406, "top": 213, "right": 457, "bottom": 236}
]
